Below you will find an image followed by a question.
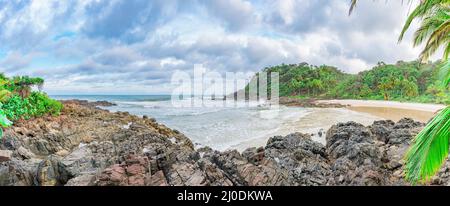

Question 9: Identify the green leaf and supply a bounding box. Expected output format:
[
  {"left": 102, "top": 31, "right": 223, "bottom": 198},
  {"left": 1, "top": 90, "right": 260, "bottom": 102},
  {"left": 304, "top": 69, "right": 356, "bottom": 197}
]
[
  {"left": 404, "top": 106, "right": 450, "bottom": 184},
  {"left": 0, "top": 89, "right": 11, "bottom": 102},
  {"left": 0, "top": 108, "right": 12, "bottom": 139},
  {"left": 0, "top": 113, "right": 12, "bottom": 128},
  {"left": 441, "top": 60, "right": 450, "bottom": 87}
]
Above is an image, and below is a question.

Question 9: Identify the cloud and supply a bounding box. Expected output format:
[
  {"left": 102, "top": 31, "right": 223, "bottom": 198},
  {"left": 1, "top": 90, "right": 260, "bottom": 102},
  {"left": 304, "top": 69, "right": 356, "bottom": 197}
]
[
  {"left": 203, "top": 0, "right": 256, "bottom": 31},
  {"left": 0, "top": 0, "right": 430, "bottom": 94},
  {"left": 0, "top": 51, "right": 35, "bottom": 72}
]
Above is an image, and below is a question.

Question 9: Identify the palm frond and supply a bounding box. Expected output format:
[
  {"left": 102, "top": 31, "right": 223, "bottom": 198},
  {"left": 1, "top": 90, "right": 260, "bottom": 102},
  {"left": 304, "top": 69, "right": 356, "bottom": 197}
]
[
  {"left": 0, "top": 90, "right": 11, "bottom": 102},
  {"left": 441, "top": 59, "right": 450, "bottom": 87},
  {"left": 349, "top": 0, "right": 358, "bottom": 15},
  {"left": 444, "top": 41, "right": 450, "bottom": 60},
  {"left": 417, "top": 6, "right": 450, "bottom": 60},
  {"left": 349, "top": 0, "right": 450, "bottom": 184},
  {"left": 413, "top": 6, "right": 449, "bottom": 46},
  {"left": 399, "top": 0, "right": 447, "bottom": 41},
  {"left": 404, "top": 106, "right": 450, "bottom": 184}
]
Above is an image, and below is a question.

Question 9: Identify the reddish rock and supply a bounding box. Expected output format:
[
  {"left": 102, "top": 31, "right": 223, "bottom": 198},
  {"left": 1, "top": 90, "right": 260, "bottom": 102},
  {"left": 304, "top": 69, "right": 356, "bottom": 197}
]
[
  {"left": 146, "top": 171, "right": 169, "bottom": 186},
  {"left": 126, "top": 164, "right": 145, "bottom": 176},
  {"left": 96, "top": 165, "right": 128, "bottom": 186},
  {"left": 108, "top": 166, "right": 126, "bottom": 183},
  {"left": 128, "top": 175, "right": 145, "bottom": 186},
  {"left": 94, "top": 155, "right": 151, "bottom": 186}
]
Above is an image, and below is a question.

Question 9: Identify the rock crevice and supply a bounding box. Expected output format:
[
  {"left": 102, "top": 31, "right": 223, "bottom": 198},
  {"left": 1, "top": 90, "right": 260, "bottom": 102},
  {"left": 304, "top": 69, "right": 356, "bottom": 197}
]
[{"left": 0, "top": 100, "right": 448, "bottom": 186}]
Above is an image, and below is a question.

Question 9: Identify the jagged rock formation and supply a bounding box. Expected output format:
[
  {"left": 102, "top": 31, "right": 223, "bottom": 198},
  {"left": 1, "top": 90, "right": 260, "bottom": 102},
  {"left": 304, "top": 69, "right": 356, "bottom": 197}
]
[{"left": 0, "top": 100, "right": 448, "bottom": 186}]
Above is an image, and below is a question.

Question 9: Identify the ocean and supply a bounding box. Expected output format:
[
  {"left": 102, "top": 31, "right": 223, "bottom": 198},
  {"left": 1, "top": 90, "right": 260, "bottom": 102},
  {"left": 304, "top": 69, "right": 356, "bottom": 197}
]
[{"left": 51, "top": 95, "right": 381, "bottom": 151}]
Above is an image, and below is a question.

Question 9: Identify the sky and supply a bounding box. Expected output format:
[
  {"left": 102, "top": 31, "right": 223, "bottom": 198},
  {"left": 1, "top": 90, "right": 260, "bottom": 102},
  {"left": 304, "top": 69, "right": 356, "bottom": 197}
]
[{"left": 0, "top": 0, "right": 433, "bottom": 95}]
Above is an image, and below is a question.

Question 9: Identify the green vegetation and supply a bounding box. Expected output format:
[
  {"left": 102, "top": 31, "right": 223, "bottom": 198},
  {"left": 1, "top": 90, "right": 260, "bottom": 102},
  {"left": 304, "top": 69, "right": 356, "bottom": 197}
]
[
  {"left": 0, "top": 73, "right": 62, "bottom": 139},
  {"left": 263, "top": 60, "right": 449, "bottom": 104},
  {"left": 351, "top": 0, "right": 449, "bottom": 184},
  {"left": 0, "top": 103, "right": 13, "bottom": 138},
  {"left": 404, "top": 107, "right": 449, "bottom": 183}
]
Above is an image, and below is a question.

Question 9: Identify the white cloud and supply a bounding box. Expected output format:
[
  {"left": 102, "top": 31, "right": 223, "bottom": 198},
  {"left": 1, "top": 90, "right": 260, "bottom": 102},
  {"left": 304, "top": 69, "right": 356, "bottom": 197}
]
[{"left": 0, "top": 0, "right": 434, "bottom": 94}]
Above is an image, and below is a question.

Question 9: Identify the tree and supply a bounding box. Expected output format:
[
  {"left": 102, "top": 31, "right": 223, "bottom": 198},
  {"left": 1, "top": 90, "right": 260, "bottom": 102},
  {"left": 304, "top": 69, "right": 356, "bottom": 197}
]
[
  {"left": 379, "top": 77, "right": 395, "bottom": 100},
  {"left": 11, "top": 76, "right": 44, "bottom": 99},
  {"left": 0, "top": 80, "right": 11, "bottom": 102},
  {"left": 350, "top": 0, "right": 450, "bottom": 184},
  {"left": 310, "top": 79, "right": 324, "bottom": 95}
]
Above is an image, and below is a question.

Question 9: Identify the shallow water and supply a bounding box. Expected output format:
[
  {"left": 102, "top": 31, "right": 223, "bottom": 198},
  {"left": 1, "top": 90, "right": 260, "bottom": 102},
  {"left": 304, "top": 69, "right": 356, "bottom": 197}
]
[{"left": 52, "top": 95, "right": 382, "bottom": 151}]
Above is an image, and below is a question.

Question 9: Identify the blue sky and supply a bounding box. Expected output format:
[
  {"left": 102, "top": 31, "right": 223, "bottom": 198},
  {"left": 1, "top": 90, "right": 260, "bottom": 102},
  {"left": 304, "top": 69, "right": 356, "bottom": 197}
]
[{"left": 0, "top": 0, "right": 429, "bottom": 94}]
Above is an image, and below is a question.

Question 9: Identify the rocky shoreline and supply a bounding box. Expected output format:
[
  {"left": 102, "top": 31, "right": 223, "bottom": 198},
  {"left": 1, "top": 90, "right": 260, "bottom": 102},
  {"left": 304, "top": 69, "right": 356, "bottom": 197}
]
[
  {"left": 0, "top": 100, "right": 449, "bottom": 186},
  {"left": 279, "top": 97, "right": 347, "bottom": 108}
]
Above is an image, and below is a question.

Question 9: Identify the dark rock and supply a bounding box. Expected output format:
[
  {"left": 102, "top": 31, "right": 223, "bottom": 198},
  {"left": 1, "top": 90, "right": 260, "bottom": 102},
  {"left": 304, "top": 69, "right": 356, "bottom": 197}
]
[
  {"left": 370, "top": 120, "right": 395, "bottom": 143},
  {"left": 36, "top": 155, "right": 70, "bottom": 186},
  {"left": 279, "top": 97, "right": 346, "bottom": 108},
  {"left": 242, "top": 147, "right": 265, "bottom": 164},
  {"left": 433, "top": 159, "right": 450, "bottom": 186},
  {"left": 0, "top": 159, "right": 40, "bottom": 186},
  {"left": 264, "top": 133, "right": 330, "bottom": 186},
  {"left": 324, "top": 120, "right": 421, "bottom": 186},
  {"left": 1, "top": 98, "right": 444, "bottom": 186},
  {"left": 60, "top": 100, "right": 117, "bottom": 108}
]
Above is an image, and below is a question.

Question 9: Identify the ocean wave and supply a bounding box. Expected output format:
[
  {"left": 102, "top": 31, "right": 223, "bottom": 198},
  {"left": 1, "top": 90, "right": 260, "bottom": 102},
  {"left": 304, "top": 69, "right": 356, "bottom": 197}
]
[
  {"left": 117, "top": 101, "right": 167, "bottom": 107},
  {"left": 164, "top": 108, "right": 230, "bottom": 117}
]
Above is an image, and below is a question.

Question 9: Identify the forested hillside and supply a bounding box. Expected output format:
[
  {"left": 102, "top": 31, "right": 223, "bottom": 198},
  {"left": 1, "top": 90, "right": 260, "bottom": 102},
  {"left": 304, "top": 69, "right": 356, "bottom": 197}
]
[{"left": 263, "top": 61, "right": 449, "bottom": 104}]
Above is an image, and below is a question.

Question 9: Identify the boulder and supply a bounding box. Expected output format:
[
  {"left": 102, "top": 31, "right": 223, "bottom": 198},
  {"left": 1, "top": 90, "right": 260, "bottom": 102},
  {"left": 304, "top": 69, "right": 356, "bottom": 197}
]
[
  {"left": 0, "top": 150, "right": 13, "bottom": 162},
  {"left": 146, "top": 170, "right": 168, "bottom": 186},
  {"left": 36, "top": 155, "right": 70, "bottom": 186},
  {"left": 264, "top": 133, "right": 330, "bottom": 186},
  {"left": 65, "top": 175, "right": 95, "bottom": 186},
  {"left": 0, "top": 159, "right": 40, "bottom": 186},
  {"left": 167, "top": 163, "right": 207, "bottom": 186},
  {"left": 94, "top": 155, "right": 151, "bottom": 186},
  {"left": 1, "top": 99, "right": 446, "bottom": 186},
  {"left": 17, "top": 147, "right": 35, "bottom": 159}
]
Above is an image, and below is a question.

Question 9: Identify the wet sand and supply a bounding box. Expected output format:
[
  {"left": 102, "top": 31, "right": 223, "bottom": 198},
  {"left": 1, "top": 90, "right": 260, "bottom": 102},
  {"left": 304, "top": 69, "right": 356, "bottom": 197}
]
[
  {"left": 230, "top": 108, "right": 382, "bottom": 151},
  {"left": 317, "top": 99, "right": 445, "bottom": 122},
  {"left": 348, "top": 106, "right": 436, "bottom": 122}
]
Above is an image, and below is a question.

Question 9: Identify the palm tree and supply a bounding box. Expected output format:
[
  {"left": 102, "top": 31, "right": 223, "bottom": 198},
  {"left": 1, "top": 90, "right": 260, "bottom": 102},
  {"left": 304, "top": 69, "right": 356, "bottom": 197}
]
[
  {"left": 12, "top": 76, "right": 44, "bottom": 99},
  {"left": 349, "top": 0, "right": 450, "bottom": 184}
]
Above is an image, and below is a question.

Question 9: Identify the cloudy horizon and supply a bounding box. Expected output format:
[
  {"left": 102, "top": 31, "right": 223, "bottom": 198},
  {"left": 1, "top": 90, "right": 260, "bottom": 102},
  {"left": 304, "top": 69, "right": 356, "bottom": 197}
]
[{"left": 0, "top": 0, "right": 435, "bottom": 95}]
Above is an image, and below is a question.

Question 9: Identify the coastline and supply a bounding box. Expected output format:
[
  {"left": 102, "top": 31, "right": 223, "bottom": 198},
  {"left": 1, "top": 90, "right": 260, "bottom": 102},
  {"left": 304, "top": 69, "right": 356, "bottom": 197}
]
[
  {"left": 0, "top": 100, "right": 450, "bottom": 186},
  {"left": 1, "top": 100, "right": 449, "bottom": 186},
  {"left": 316, "top": 99, "right": 445, "bottom": 112},
  {"left": 229, "top": 107, "right": 382, "bottom": 151},
  {"left": 316, "top": 99, "right": 446, "bottom": 122}
]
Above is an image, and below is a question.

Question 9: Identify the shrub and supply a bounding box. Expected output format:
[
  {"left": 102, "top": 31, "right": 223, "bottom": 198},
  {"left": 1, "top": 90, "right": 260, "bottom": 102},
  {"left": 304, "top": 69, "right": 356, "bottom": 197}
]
[
  {"left": 28, "top": 92, "right": 63, "bottom": 116},
  {"left": 1, "top": 92, "right": 63, "bottom": 121},
  {"left": 0, "top": 74, "right": 61, "bottom": 138},
  {"left": 0, "top": 104, "right": 13, "bottom": 138}
]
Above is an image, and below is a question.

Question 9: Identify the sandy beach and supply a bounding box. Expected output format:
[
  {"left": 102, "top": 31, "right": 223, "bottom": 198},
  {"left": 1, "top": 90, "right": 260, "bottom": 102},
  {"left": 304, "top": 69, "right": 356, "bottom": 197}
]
[
  {"left": 229, "top": 100, "right": 447, "bottom": 151},
  {"left": 317, "top": 99, "right": 446, "bottom": 122},
  {"left": 229, "top": 107, "right": 382, "bottom": 151}
]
